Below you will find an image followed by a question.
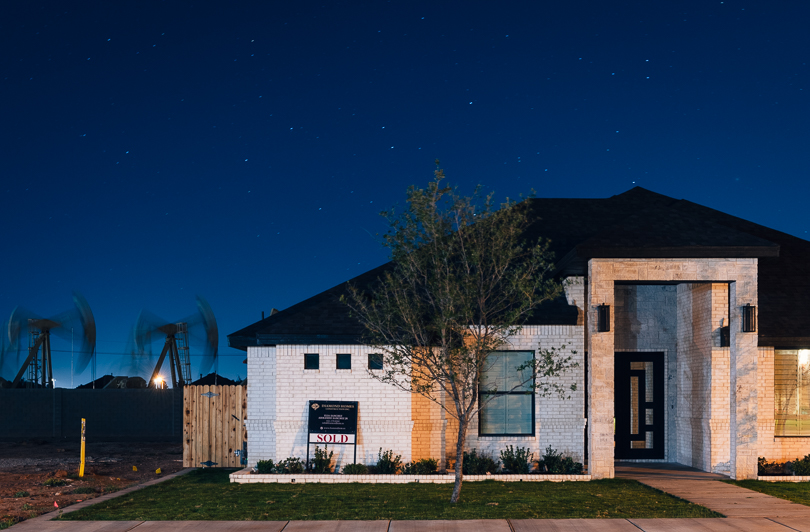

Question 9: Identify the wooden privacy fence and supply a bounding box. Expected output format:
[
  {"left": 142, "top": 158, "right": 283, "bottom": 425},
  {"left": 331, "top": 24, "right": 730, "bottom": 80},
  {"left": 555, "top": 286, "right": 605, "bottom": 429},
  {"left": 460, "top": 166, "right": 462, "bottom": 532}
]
[{"left": 183, "top": 385, "right": 247, "bottom": 468}]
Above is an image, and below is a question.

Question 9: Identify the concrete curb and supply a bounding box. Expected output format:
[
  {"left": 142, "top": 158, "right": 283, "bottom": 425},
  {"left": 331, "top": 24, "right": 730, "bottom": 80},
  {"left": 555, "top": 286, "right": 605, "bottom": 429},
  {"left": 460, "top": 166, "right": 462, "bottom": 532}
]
[{"left": 19, "top": 467, "right": 196, "bottom": 524}]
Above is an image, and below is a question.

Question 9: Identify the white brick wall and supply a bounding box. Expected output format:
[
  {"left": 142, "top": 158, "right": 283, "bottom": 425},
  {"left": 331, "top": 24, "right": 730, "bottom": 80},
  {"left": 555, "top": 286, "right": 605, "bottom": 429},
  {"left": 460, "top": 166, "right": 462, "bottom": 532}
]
[{"left": 245, "top": 277, "right": 586, "bottom": 470}]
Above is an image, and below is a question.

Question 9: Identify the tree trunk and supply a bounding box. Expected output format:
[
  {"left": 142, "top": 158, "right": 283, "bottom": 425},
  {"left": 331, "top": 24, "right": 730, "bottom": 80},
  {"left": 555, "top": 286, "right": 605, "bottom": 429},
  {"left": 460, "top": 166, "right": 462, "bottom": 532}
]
[{"left": 450, "top": 419, "right": 468, "bottom": 503}]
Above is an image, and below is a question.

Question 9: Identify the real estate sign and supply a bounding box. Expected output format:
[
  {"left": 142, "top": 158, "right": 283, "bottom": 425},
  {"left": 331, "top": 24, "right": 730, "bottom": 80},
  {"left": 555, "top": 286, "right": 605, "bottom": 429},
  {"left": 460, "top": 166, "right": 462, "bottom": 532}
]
[{"left": 307, "top": 400, "right": 358, "bottom": 443}]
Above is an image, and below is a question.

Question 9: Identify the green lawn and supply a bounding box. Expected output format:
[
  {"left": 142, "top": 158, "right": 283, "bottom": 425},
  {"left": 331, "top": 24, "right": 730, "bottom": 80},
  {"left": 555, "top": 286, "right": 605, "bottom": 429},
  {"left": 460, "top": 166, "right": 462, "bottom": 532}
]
[
  {"left": 60, "top": 469, "right": 721, "bottom": 521},
  {"left": 725, "top": 480, "right": 810, "bottom": 507}
]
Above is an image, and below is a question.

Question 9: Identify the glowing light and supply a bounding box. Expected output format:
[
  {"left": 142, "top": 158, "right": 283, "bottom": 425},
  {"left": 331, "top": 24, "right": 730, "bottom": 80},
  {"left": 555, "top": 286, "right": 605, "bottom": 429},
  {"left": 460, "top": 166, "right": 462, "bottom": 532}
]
[
  {"left": 799, "top": 350, "right": 810, "bottom": 366},
  {"left": 155, "top": 376, "right": 165, "bottom": 389}
]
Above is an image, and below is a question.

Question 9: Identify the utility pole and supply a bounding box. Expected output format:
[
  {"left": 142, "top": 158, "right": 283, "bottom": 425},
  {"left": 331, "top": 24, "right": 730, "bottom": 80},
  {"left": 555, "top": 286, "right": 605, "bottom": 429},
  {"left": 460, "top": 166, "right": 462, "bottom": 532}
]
[{"left": 71, "top": 328, "right": 74, "bottom": 389}]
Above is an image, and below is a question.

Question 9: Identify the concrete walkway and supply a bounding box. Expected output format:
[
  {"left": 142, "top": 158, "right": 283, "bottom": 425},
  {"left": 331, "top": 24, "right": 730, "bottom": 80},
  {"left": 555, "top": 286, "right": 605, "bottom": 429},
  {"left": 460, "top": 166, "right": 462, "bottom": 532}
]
[
  {"left": 11, "top": 463, "right": 810, "bottom": 531},
  {"left": 616, "top": 461, "right": 810, "bottom": 519}
]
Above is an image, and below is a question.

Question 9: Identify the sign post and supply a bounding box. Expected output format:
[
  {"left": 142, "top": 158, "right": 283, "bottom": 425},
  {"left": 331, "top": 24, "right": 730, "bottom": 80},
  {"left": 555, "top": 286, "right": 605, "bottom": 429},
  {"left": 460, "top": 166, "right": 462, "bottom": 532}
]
[
  {"left": 79, "top": 418, "right": 86, "bottom": 477},
  {"left": 306, "top": 400, "right": 358, "bottom": 469}
]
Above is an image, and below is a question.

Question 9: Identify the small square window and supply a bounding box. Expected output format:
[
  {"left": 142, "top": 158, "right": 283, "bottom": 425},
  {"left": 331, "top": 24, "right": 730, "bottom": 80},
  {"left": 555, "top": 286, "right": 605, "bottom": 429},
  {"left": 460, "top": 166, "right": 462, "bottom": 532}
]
[
  {"left": 368, "top": 353, "right": 383, "bottom": 370},
  {"left": 304, "top": 353, "right": 319, "bottom": 370},
  {"left": 336, "top": 354, "right": 352, "bottom": 370}
]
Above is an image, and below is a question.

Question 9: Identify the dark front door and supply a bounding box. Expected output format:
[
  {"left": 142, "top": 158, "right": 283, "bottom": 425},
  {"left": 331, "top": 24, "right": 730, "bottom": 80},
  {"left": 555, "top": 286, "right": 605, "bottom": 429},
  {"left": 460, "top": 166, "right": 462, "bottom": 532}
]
[{"left": 614, "top": 352, "right": 665, "bottom": 459}]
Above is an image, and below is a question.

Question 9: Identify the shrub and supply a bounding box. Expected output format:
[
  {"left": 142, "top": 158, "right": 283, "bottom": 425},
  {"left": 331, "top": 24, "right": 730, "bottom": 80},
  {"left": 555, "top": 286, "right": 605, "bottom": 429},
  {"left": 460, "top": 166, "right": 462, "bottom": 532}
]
[
  {"left": 758, "top": 456, "right": 793, "bottom": 476},
  {"left": 341, "top": 463, "right": 369, "bottom": 475},
  {"left": 375, "top": 448, "right": 402, "bottom": 474},
  {"left": 402, "top": 458, "right": 439, "bottom": 475},
  {"left": 309, "top": 445, "right": 334, "bottom": 474},
  {"left": 537, "top": 446, "right": 584, "bottom": 474},
  {"left": 71, "top": 487, "right": 97, "bottom": 494},
  {"left": 13, "top": 491, "right": 29, "bottom": 498},
  {"left": 256, "top": 459, "right": 275, "bottom": 474},
  {"left": 275, "top": 457, "right": 305, "bottom": 474},
  {"left": 44, "top": 478, "right": 68, "bottom": 487},
  {"left": 793, "top": 454, "right": 810, "bottom": 476},
  {"left": 500, "top": 445, "right": 534, "bottom": 474},
  {"left": 462, "top": 449, "right": 499, "bottom": 475}
]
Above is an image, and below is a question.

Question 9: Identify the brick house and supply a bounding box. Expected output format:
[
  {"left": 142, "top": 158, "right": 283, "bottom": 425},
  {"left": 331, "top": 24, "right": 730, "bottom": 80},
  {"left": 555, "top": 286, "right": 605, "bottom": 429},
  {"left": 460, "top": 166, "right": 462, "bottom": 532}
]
[{"left": 228, "top": 187, "right": 810, "bottom": 479}]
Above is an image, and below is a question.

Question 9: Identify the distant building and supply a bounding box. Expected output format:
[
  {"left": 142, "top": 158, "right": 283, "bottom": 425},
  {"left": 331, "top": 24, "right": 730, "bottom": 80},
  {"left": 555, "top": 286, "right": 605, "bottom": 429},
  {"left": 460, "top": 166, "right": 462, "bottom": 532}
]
[
  {"left": 77, "top": 375, "right": 147, "bottom": 389},
  {"left": 189, "top": 373, "right": 237, "bottom": 386},
  {"left": 229, "top": 187, "right": 810, "bottom": 480}
]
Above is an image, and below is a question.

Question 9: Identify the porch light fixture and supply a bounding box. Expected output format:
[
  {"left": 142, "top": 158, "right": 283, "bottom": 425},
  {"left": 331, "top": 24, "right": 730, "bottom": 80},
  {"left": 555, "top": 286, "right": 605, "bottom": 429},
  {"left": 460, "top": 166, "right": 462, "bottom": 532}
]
[
  {"left": 597, "top": 304, "right": 610, "bottom": 332},
  {"left": 742, "top": 304, "right": 756, "bottom": 333}
]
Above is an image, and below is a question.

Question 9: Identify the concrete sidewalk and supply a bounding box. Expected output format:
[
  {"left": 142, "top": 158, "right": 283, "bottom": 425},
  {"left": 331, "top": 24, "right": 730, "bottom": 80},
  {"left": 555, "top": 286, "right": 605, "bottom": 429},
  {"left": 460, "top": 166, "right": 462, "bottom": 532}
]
[{"left": 11, "top": 518, "right": 810, "bottom": 531}]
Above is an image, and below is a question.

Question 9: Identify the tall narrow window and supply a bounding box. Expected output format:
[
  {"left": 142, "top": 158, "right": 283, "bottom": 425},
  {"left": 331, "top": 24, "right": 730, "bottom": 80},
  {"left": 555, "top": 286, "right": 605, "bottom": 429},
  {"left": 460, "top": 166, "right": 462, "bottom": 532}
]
[
  {"left": 479, "top": 351, "right": 534, "bottom": 435},
  {"left": 775, "top": 349, "right": 810, "bottom": 436}
]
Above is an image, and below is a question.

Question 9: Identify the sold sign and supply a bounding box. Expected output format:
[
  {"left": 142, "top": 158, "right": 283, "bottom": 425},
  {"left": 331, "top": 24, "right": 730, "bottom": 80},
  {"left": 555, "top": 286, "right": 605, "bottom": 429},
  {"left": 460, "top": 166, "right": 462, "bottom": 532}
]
[{"left": 309, "top": 433, "right": 356, "bottom": 444}]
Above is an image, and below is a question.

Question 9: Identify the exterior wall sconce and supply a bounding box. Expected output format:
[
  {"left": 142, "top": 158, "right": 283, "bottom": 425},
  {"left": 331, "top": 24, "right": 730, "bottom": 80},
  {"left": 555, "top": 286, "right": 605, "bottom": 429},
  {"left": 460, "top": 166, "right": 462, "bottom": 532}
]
[
  {"left": 597, "top": 304, "right": 610, "bottom": 332},
  {"left": 720, "top": 326, "right": 730, "bottom": 347},
  {"left": 742, "top": 304, "right": 756, "bottom": 333}
]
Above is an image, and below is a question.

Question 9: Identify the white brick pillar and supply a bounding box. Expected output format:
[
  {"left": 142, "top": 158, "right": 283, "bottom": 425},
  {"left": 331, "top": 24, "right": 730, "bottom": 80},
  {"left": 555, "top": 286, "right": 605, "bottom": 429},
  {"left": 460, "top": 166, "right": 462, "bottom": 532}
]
[
  {"left": 729, "top": 277, "right": 758, "bottom": 479},
  {"left": 587, "top": 261, "right": 615, "bottom": 479}
]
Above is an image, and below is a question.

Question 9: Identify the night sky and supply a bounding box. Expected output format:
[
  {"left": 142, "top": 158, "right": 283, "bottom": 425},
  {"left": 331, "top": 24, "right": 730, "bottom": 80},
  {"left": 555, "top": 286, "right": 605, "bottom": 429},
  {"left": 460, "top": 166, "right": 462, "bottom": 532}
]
[{"left": 2, "top": 1, "right": 808, "bottom": 387}]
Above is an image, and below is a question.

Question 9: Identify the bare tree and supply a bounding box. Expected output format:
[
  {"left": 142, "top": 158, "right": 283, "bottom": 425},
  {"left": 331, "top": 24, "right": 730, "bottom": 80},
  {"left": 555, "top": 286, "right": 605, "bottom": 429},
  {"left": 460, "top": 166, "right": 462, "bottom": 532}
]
[{"left": 343, "top": 164, "right": 577, "bottom": 503}]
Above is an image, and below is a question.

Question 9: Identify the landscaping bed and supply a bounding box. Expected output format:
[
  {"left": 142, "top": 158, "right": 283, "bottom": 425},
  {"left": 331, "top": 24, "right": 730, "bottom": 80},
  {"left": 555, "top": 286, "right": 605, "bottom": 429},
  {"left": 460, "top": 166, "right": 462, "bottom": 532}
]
[
  {"left": 60, "top": 468, "right": 721, "bottom": 521},
  {"left": 231, "top": 468, "right": 591, "bottom": 484}
]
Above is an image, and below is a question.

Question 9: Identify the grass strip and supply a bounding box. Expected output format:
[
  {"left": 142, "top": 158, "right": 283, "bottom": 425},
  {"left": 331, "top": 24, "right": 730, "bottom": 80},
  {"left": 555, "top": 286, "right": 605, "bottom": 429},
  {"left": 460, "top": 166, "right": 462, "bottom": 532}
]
[
  {"left": 61, "top": 468, "right": 721, "bottom": 521},
  {"left": 724, "top": 480, "right": 810, "bottom": 507}
]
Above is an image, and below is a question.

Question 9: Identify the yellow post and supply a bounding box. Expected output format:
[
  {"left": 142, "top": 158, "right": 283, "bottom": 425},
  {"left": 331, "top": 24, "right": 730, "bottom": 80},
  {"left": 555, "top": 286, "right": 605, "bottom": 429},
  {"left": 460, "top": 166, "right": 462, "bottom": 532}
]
[{"left": 79, "top": 418, "right": 86, "bottom": 477}]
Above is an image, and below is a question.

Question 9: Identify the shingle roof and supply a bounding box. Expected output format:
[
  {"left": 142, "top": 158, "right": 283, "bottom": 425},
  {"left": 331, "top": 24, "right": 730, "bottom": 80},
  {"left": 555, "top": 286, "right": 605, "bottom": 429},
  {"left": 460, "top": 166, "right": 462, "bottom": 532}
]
[{"left": 229, "top": 187, "right": 810, "bottom": 349}]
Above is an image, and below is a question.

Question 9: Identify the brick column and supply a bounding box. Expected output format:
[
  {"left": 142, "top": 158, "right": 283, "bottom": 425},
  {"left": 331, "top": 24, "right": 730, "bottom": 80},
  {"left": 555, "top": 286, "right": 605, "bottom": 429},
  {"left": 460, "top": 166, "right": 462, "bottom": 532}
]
[
  {"left": 587, "top": 260, "right": 615, "bottom": 479},
  {"left": 729, "top": 276, "right": 758, "bottom": 479}
]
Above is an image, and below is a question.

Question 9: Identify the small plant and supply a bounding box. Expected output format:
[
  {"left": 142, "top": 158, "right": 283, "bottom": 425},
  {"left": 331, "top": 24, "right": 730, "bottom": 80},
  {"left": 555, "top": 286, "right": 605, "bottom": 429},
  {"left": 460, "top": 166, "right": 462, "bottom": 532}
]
[
  {"left": 500, "top": 445, "right": 534, "bottom": 474},
  {"left": 793, "top": 454, "right": 810, "bottom": 476},
  {"left": 462, "top": 449, "right": 499, "bottom": 475},
  {"left": 275, "top": 456, "right": 305, "bottom": 474},
  {"left": 13, "top": 491, "right": 29, "bottom": 498},
  {"left": 0, "top": 517, "right": 19, "bottom": 530},
  {"left": 103, "top": 485, "right": 121, "bottom": 493},
  {"left": 375, "top": 448, "right": 402, "bottom": 474},
  {"left": 20, "top": 503, "right": 33, "bottom": 510},
  {"left": 537, "top": 446, "right": 584, "bottom": 474},
  {"left": 402, "top": 458, "right": 439, "bottom": 475},
  {"left": 256, "top": 459, "right": 275, "bottom": 474},
  {"left": 44, "top": 478, "right": 68, "bottom": 487},
  {"left": 309, "top": 445, "right": 334, "bottom": 474},
  {"left": 341, "top": 463, "right": 369, "bottom": 475},
  {"left": 71, "top": 487, "right": 97, "bottom": 494}
]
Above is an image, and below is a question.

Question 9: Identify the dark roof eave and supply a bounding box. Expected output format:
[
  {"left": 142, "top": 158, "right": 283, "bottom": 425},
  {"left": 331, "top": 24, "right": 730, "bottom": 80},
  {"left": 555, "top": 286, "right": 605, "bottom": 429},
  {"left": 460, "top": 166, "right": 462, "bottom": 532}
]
[
  {"left": 256, "top": 333, "right": 366, "bottom": 346},
  {"left": 577, "top": 245, "right": 780, "bottom": 259},
  {"left": 758, "top": 337, "right": 810, "bottom": 348},
  {"left": 227, "top": 335, "right": 258, "bottom": 351}
]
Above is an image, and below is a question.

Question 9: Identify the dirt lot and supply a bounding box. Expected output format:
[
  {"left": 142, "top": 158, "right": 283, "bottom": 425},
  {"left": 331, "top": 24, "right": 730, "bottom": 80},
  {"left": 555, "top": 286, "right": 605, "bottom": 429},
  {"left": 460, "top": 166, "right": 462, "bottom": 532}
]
[{"left": 0, "top": 440, "right": 185, "bottom": 527}]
